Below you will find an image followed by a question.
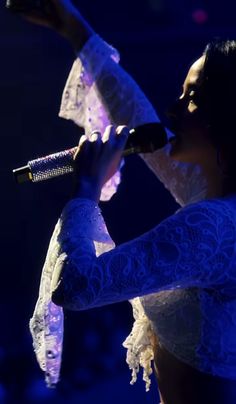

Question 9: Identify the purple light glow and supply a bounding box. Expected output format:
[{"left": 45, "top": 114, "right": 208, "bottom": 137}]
[{"left": 192, "top": 8, "right": 208, "bottom": 24}]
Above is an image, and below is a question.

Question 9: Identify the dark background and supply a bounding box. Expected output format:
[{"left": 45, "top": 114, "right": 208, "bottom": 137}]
[{"left": 1, "top": 0, "right": 236, "bottom": 403}]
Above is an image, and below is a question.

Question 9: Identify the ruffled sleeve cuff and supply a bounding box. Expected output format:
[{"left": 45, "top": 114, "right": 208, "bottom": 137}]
[
  {"left": 59, "top": 33, "right": 119, "bottom": 130},
  {"left": 59, "top": 34, "right": 122, "bottom": 202}
]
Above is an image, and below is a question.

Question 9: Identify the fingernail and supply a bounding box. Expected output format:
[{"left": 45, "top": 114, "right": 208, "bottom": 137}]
[
  {"left": 90, "top": 133, "right": 98, "bottom": 142},
  {"left": 79, "top": 135, "right": 87, "bottom": 146},
  {"left": 117, "top": 126, "right": 129, "bottom": 135}
]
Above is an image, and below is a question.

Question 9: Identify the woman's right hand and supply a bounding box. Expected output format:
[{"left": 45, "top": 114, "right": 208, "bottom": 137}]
[{"left": 20, "top": 0, "right": 94, "bottom": 51}]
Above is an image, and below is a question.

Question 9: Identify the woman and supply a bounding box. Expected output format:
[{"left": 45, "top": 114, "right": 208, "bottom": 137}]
[{"left": 23, "top": 1, "right": 236, "bottom": 403}]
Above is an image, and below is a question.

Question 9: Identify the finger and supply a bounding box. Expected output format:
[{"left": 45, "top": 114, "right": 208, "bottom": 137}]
[
  {"left": 115, "top": 126, "right": 129, "bottom": 148},
  {"left": 116, "top": 125, "right": 130, "bottom": 137},
  {"left": 90, "top": 130, "right": 102, "bottom": 142},
  {"left": 73, "top": 135, "right": 87, "bottom": 160},
  {"left": 102, "top": 125, "right": 115, "bottom": 143},
  {"left": 78, "top": 134, "right": 87, "bottom": 147}
]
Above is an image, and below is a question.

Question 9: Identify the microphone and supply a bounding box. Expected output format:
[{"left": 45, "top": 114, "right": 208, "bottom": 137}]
[{"left": 12, "top": 122, "right": 168, "bottom": 184}]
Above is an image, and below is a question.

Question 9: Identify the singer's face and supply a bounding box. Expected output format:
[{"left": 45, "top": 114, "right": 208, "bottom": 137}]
[{"left": 167, "top": 56, "right": 215, "bottom": 164}]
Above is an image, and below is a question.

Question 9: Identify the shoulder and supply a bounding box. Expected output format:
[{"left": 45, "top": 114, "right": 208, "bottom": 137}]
[
  {"left": 153, "top": 199, "right": 236, "bottom": 276},
  {"left": 174, "top": 198, "right": 236, "bottom": 224},
  {"left": 156, "top": 198, "right": 236, "bottom": 245}
]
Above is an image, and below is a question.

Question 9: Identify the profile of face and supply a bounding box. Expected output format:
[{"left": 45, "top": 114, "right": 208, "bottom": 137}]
[{"left": 168, "top": 55, "right": 216, "bottom": 165}]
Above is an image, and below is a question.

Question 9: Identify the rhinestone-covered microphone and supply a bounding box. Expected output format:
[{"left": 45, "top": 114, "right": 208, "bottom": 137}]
[{"left": 12, "top": 123, "right": 168, "bottom": 184}]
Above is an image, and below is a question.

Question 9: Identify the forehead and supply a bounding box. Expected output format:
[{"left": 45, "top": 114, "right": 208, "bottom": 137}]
[{"left": 184, "top": 55, "right": 206, "bottom": 87}]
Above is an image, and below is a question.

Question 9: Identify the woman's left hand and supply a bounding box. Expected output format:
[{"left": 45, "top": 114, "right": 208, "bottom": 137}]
[{"left": 72, "top": 125, "right": 129, "bottom": 203}]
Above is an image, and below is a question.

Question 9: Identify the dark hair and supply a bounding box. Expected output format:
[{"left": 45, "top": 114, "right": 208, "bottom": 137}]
[{"left": 201, "top": 39, "right": 236, "bottom": 184}]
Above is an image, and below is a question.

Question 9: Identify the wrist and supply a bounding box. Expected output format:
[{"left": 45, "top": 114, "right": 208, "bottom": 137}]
[
  {"left": 63, "top": 14, "right": 95, "bottom": 52},
  {"left": 72, "top": 178, "right": 102, "bottom": 203}
]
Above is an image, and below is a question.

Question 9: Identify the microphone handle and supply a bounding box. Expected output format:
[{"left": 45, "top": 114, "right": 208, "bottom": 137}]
[{"left": 13, "top": 123, "right": 167, "bottom": 184}]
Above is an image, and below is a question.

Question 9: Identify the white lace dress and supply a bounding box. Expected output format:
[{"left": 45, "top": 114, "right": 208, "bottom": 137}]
[{"left": 29, "top": 35, "right": 236, "bottom": 393}]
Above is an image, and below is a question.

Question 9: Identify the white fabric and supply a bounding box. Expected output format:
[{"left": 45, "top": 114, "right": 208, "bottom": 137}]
[
  {"left": 59, "top": 34, "right": 121, "bottom": 202},
  {"left": 30, "top": 34, "right": 217, "bottom": 391}
]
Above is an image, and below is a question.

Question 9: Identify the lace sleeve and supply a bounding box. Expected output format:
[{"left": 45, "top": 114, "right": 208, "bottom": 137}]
[
  {"left": 59, "top": 34, "right": 123, "bottom": 202},
  {"left": 59, "top": 34, "right": 160, "bottom": 202},
  {"left": 59, "top": 34, "right": 159, "bottom": 133},
  {"left": 141, "top": 140, "right": 208, "bottom": 207},
  {"left": 51, "top": 198, "right": 236, "bottom": 311},
  {"left": 29, "top": 198, "right": 115, "bottom": 387}
]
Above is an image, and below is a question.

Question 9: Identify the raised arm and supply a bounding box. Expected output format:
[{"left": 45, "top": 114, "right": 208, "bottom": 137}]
[
  {"left": 51, "top": 197, "right": 235, "bottom": 311},
  {"left": 59, "top": 30, "right": 208, "bottom": 207},
  {"left": 20, "top": 0, "right": 208, "bottom": 206}
]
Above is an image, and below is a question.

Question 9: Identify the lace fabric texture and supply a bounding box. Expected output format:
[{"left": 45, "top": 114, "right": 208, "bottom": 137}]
[
  {"left": 31, "top": 194, "right": 236, "bottom": 389},
  {"left": 54, "top": 197, "right": 236, "bottom": 379},
  {"left": 59, "top": 34, "right": 122, "bottom": 202},
  {"left": 29, "top": 220, "right": 64, "bottom": 387},
  {"left": 142, "top": 140, "right": 208, "bottom": 207},
  {"left": 122, "top": 297, "right": 155, "bottom": 392},
  {"left": 29, "top": 198, "right": 115, "bottom": 387},
  {"left": 30, "top": 34, "right": 220, "bottom": 390}
]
